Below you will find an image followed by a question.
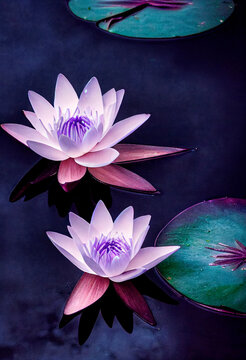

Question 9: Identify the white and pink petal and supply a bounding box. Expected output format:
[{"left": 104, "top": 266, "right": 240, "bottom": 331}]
[
  {"left": 28, "top": 91, "right": 55, "bottom": 128},
  {"left": 75, "top": 148, "right": 119, "bottom": 168},
  {"left": 131, "top": 225, "right": 150, "bottom": 259},
  {"left": 99, "top": 252, "right": 130, "bottom": 278},
  {"left": 90, "top": 200, "right": 113, "bottom": 236},
  {"left": 58, "top": 135, "right": 84, "bottom": 158},
  {"left": 93, "top": 113, "right": 150, "bottom": 152},
  {"left": 113, "top": 206, "right": 134, "bottom": 241},
  {"left": 69, "top": 212, "right": 90, "bottom": 243},
  {"left": 126, "top": 246, "right": 180, "bottom": 272},
  {"left": 27, "top": 140, "right": 68, "bottom": 161},
  {"left": 54, "top": 74, "right": 78, "bottom": 114},
  {"left": 109, "top": 267, "right": 146, "bottom": 283},
  {"left": 23, "top": 110, "right": 47, "bottom": 136},
  {"left": 132, "top": 215, "right": 151, "bottom": 244},
  {"left": 1, "top": 123, "right": 50, "bottom": 146},
  {"left": 46, "top": 231, "right": 93, "bottom": 273},
  {"left": 78, "top": 77, "right": 104, "bottom": 117},
  {"left": 80, "top": 127, "right": 101, "bottom": 154},
  {"left": 114, "top": 89, "right": 125, "bottom": 119}
]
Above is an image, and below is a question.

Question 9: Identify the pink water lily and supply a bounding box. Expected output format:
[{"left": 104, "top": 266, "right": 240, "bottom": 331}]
[
  {"left": 47, "top": 200, "right": 179, "bottom": 315},
  {"left": 1, "top": 74, "right": 188, "bottom": 193}
]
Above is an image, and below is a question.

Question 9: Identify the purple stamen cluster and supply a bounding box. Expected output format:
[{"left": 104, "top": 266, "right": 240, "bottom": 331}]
[
  {"left": 91, "top": 234, "right": 131, "bottom": 264},
  {"left": 206, "top": 240, "right": 246, "bottom": 271},
  {"left": 57, "top": 115, "right": 94, "bottom": 142}
]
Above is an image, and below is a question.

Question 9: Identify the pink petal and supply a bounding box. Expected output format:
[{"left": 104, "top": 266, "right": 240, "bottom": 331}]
[
  {"left": 58, "top": 158, "right": 86, "bottom": 184},
  {"left": 1, "top": 123, "right": 50, "bottom": 146},
  {"left": 58, "top": 135, "right": 84, "bottom": 158},
  {"left": 113, "top": 281, "right": 156, "bottom": 325},
  {"left": 89, "top": 164, "right": 157, "bottom": 193},
  {"left": 110, "top": 268, "right": 146, "bottom": 282},
  {"left": 64, "top": 273, "right": 110, "bottom": 315},
  {"left": 46, "top": 231, "right": 92, "bottom": 273},
  {"left": 54, "top": 73, "right": 78, "bottom": 113},
  {"left": 113, "top": 144, "right": 188, "bottom": 164},
  {"left": 28, "top": 90, "right": 55, "bottom": 128},
  {"left": 90, "top": 200, "right": 113, "bottom": 235},
  {"left": 27, "top": 140, "right": 68, "bottom": 161},
  {"left": 92, "top": 113, "right": 150, "bottom": 152},
  {"left": 69, "top": 212, "right": 89, "bottom": 243},
  {"left": 126, "top": 246, "right": 180, "bottom": 272},
  {"left": 75, "top": 148, "right": 119, "bottom": 168},
  {"left": 23, "top": 110, "right": 47, "bottom": 136},
  {"left": 78, "top": 77, "right": 104, "bottom": 116},
  {"left": 113, "top": 206, "right": 134, "bottom": 240}
]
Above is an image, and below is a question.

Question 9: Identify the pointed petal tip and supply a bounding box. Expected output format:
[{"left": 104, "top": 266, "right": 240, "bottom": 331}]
[
  {"left": 173, "top": 245, "right": 180, "bottom": 253},
  {"left": 46, "top": 231, "right": 53, "bottom": 240},
  {"left": 27, "top": 90, "right": 34, "bottom": 99},
  {"left": 113, "top": 281, "right": 156, "bottom": 326},
  {"left": 57, "top": 72, "right": 65, "bottom": 79},
  {"left": 59, "top": 180, "right": 80, "bottom": 192},
  {"left": 86, "top": 76, "right": 99, "bottom": 88}
]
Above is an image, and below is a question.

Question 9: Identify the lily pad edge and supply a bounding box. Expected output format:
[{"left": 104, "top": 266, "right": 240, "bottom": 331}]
[{"left": 154, "top": 196, "right": 246, "bottom": 318}]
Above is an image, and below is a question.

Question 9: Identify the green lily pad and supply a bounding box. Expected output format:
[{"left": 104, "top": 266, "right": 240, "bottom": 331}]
[
  {"left": 156, "top": 198, "right": 246, "bottom": 314},
  {"left": 67, "top": 0, "right": 235, "bottom": 39}
]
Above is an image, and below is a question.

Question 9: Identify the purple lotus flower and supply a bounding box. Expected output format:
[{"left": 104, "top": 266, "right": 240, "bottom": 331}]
[
  {"left": 1, "top": 74, "right": 188, "bottom": 193},
  {"left": 47, "top": 200, "right": 179, "bottom": 315}
]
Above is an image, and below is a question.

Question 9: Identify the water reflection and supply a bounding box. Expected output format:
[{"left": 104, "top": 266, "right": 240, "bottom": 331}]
[
  {"left": 60, "top": 274, "right": 178, "bottom": 345},
  {"left": 10, "top": 159, "right": 112, "bottom": 220}
]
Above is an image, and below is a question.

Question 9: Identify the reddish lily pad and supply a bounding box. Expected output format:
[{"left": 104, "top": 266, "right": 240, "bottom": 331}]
[
  {"left": 156, "top": 198, "right": 246, "bottom": 315},
  {"left": 67, "top": 0, "right": 235, "bottom": 39}
]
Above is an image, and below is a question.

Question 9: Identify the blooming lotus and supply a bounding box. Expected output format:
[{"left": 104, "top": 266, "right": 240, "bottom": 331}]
[
  {"left": 1, "top": 74, "right": 188, "bottom": 193},
  {"left": 47, "top": 200, "right": 179, "bottom": 315}
]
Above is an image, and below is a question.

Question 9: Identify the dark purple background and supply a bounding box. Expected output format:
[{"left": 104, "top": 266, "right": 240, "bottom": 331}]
[{"left": 1, "top": 1, "right": 246, "bottom": 359}]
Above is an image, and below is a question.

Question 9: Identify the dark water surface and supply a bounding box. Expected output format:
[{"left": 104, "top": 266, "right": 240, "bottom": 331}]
[{"left": 1, "top": 1, "right": 246, "bottom": 359}]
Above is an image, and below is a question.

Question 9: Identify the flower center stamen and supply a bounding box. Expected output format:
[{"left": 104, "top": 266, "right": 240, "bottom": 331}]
[
  {"left": 57, "top": 114, "right": 94, "bottom": 142},
  {"left": 91, "top": 234, "right": 131, "bottom": 263}
]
